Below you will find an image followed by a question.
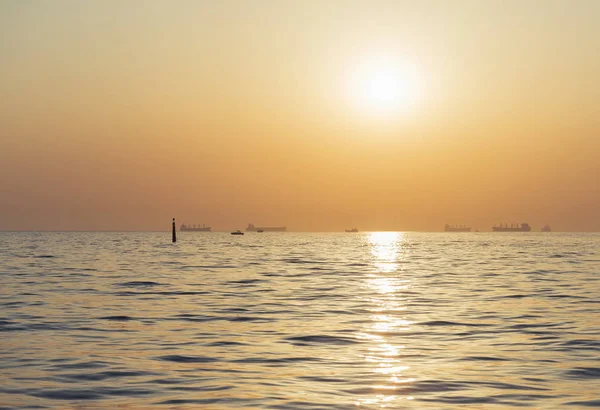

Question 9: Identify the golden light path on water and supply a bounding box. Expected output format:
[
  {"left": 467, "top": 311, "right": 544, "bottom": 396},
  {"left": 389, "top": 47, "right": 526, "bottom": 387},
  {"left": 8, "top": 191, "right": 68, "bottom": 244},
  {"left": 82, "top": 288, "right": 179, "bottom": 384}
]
[{"left": 356, "top": 232, "right": 415, "bottom": 407}]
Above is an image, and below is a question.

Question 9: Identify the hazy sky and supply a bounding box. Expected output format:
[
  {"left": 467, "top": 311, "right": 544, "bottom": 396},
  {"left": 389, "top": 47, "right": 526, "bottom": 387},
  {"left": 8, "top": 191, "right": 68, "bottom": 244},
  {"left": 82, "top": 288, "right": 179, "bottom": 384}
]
[{"left": 1, "top": 0, "right": 599, "bottom": 231}]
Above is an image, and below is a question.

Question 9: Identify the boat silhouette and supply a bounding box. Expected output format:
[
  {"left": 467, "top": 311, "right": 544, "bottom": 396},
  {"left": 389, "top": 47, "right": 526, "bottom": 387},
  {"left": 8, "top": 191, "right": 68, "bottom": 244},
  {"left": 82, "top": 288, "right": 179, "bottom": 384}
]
[
  {"left": 247, "top": 223, "right": 286, "bottom": 232},
  {"left": 444, "top": 224, "right": 471, "bottom": 232},
  {"left": 180, "top": 224, "right": 211, "bottom": 232},
  {"left": 492, "top": 223, "right": 532, "bottom": 232}
]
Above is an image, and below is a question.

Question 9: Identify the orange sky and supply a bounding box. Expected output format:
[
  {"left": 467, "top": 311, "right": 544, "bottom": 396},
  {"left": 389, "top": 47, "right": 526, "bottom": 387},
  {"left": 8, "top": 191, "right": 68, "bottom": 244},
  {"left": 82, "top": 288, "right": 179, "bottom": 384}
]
[{"left": 1, "top": 0, "right": 599, "bottom": 231}]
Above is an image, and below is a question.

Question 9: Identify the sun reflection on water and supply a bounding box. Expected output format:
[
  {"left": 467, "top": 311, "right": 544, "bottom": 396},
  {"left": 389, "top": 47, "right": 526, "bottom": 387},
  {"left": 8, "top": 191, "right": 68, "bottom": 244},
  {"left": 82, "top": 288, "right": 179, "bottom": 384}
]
[
  {"left": 369, "top": 232, "right": 402, "bottom": 274},
  {"left": 356, "top": 232, "right": 414, "bottom": 408}
]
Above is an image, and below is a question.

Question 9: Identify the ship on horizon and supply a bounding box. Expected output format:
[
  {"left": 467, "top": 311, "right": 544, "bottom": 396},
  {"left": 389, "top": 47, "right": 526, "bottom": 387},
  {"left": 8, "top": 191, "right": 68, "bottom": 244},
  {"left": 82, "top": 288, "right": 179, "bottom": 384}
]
[
  {"left": 246, "top": 223, "right": 286, "bottom": 232},
  {"left": 345, "top": 228, "right": 359, "bottom": 233},
  {"left": 180, "top": 224, "right": 211, "bottom": 232},
  {"left": 492, "top": 223, "right": 531, "bottom": 232},
  {"left": 541, "top": 225, "right": 552, "bottom": 232},
  {"left": 444, "top": 224, "right": 471, "bottom": 232}
]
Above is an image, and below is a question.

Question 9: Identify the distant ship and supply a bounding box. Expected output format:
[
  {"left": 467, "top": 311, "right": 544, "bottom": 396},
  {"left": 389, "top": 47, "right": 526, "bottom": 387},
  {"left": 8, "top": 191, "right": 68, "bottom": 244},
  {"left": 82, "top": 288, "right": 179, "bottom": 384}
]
[
  {"left": 180, "top": 224, "right": 211, "bottom": 232},
  {"left": 444, "top": 224, "right": 471, "bottom": 232},
  {"left": 492, "top": 223, "right": 532, "bottom": 232},
  {"left": 345, "top": 228, "right": 359, "bottom": 233},
  {"left": 246, "top": 223, "right": 286, "bottom": 232},
  {"left": 231, "top": 230, "right": 244, "bottom": 235},
  {"left": 541, "top": 225, "right": 552, "bottom": 232}
]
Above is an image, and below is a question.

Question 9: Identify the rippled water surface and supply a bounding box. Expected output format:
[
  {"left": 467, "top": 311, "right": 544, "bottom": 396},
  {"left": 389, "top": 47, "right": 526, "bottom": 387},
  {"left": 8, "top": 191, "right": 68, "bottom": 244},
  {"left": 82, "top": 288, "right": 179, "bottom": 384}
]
[{"left": 1, "top": 232, "right": 599, "bottom": 409}]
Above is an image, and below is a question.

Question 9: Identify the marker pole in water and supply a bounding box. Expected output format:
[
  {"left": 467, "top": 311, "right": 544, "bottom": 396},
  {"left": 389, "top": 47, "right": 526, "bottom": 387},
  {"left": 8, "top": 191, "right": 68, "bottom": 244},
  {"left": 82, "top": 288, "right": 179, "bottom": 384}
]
[{"left": 172, "top": 218, "right": 177, "bottom": 243}]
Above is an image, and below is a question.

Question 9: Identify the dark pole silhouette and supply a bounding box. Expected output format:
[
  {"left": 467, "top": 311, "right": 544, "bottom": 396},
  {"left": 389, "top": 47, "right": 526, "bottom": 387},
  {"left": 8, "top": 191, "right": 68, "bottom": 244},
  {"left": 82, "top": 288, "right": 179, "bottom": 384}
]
[{"left": 172, "top": 218, "right": 177, "bottom": 243}]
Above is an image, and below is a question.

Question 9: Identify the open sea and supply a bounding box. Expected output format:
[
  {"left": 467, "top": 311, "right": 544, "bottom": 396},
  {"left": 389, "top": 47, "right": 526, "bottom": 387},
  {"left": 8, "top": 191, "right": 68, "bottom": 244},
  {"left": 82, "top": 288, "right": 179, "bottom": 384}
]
[{"left": 0, "top": 231, "right": 599, "bottom": 409}]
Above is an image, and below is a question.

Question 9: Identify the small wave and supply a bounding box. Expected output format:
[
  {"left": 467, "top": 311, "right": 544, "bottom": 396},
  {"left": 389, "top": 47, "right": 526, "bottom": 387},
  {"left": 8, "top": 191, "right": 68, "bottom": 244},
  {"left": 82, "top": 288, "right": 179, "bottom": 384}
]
[
  {"left": 501, "top": 294, "right": 529, "bottom": 299},
  {"left": 228, "top": 316, "right": 272, "bottom": 322},
  {"left": 562, "top": 339, "right": 600, "bottom": 350},
  {"left": 157, "top": 399, "right": 221, "bottom": 405},
  {"left": 228, "top": 278, "right": 265, "bottom": 285},
  {"left": 223, "top": 307, "right": 248, "bottom": 312},
  {"left": 99, "top": 387, "right": 154, "bottom": 397},
  {"left": 508, "top": 323, "right": 564, "bottom": 330},
  {"left": 116, "top": 281, "right": 163, "bottom": 287},
  {"left": 460, "top": 356, "right": 510, "bottom": 362},
  {"left": 549, "top": 254, "right": 569, "bottom": 258},
  {"left": 61, "top": 370, "right": 152, "bottom": 381},
  {"left": 206, "top": 341, "right": 248, "bottom": 346},
  {"left": 2, "top": 323, "right": 64, "bottom": 332},
  {"left": 191, "top": 264, "right": 238, "bottom": 269},
  {"left": 323, "top": 309, "right": 353, "bottom": 315},
  {"left": 282, "top": 258, "right": 324, "bottom": 264},
  {"left": 299, "top": 375, "right": 346, "bottom": 383},
  {"left": 99, "top": 315, "right": 137, "bottom": 321},
  {"left": 511, "top": 314, "right": 543, "bottom": 319},
  {"left": 546, "top": 294, "right": 583, "bottom": 299},
  {"left": 0, "top": 319, "right": 16, "bottom": 326},
  {"left": 2, "top": 301, "right": 29, "bottom": 307},
  {"left": 232, "top": 357, "right": 323, "bottom": 363},
  {"left": 566, "top": 399, "right": 600, "bottom": 407},
  {"left": 114, "top": 291, "right": 208, "bottom": 296},
  {"left": 166, "top": 385, "right": 233, "bottom": 392},
  {"left": 565, "top": 367, "right": 600, "bottom": 379},
  {"left": 157, "top": 355, "right": 218, "bottom": 363},
  {"left": 171, "top": 314, "right": 217, "bottom": 323},
  {"left": 52, "top": 361, "right": 109, "bottom": 370},
  {"left": 477, "top": 381, "right": 549, "bottom": 391},
  {"left": 309, "top": 266, "right": 332, "bottom": 271},
  {"left": 31, "top": 389, "right": 105, "bottom": 400},
  {"left": 418, "top": 320, "right": 492, "bottom": 327},
  {"left": 285, "top": 335, "right": 359, "bottom": 346},
  {"left": 419, "top": 396, "right": 497, "bottom": 404}
]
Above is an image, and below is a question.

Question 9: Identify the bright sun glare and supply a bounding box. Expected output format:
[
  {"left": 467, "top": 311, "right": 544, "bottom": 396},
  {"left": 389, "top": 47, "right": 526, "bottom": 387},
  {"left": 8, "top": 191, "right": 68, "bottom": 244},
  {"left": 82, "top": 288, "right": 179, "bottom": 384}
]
[{"left": 348, "top": 56, "right": 421, "bottom": 115}]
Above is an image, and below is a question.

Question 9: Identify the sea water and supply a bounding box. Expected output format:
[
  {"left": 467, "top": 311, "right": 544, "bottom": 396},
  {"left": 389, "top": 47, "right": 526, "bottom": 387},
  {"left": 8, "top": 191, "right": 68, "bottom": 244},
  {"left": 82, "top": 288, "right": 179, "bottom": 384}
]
[{"left": 1, "top": 232, "right": 599, "bottom": 409}]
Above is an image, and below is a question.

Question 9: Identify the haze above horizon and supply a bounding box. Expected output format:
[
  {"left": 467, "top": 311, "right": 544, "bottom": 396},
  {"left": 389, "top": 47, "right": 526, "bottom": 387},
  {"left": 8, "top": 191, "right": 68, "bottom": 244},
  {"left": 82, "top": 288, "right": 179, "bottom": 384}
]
[{"left": 1, "top": 0, "right": 599, "bottom": 232}]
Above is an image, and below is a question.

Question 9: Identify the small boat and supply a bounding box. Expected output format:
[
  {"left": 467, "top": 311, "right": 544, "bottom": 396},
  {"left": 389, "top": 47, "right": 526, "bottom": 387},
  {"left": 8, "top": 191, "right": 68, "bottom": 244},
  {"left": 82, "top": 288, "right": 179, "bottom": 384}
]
[
  {"left": 444, "top": 224, "right": 471, "bottom": 232},
  {"left": 345, "top": 228, "right": 358, "bottom": 233},
  {"left": 246, "top": 223, "right": 286, "bottom": 232},
  {"left": 180, "top": 224, "right": 211, "bottom": 232},
  {"left": 231, "top": 230, "right": 244, "bottom": 235},
  {"left": 492, "top": 223, "right": 531, "bottom": 232},
  {"left": 256, "top": 229, "right": 264, "bottom": 233}
]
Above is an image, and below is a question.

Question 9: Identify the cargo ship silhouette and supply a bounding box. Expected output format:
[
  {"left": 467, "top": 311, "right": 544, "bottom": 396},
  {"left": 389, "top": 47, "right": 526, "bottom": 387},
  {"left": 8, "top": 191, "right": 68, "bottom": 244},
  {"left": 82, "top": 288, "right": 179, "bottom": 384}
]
[
  {"left": 444, "top": 224, "right": 471, "bottom": 232},
  {"left": 492, "top": 223, "right": 531, "bottom": 232},
  {"left": 180, "top": 224, "right": 211, "bottom": 232},
  {"left": 246, "top": 223, "right": 286, "bottom": 232}
]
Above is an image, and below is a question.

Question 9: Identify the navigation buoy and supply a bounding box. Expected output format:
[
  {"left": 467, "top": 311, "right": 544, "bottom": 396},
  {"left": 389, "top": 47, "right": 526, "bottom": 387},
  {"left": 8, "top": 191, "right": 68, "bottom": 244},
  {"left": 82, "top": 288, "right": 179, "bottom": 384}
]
[{"left": 172, "top": 218, "right": 177, "bottom": 243}]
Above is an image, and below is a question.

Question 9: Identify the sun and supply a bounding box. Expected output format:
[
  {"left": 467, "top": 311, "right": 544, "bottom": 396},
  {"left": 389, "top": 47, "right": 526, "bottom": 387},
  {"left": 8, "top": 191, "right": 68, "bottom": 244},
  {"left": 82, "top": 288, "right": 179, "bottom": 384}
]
[
  {"left": 347, "top": 55, "right": 422, "bottom": 115},
  {"left": 364, "top": 70, "right": 404, "bottom": 107}
]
